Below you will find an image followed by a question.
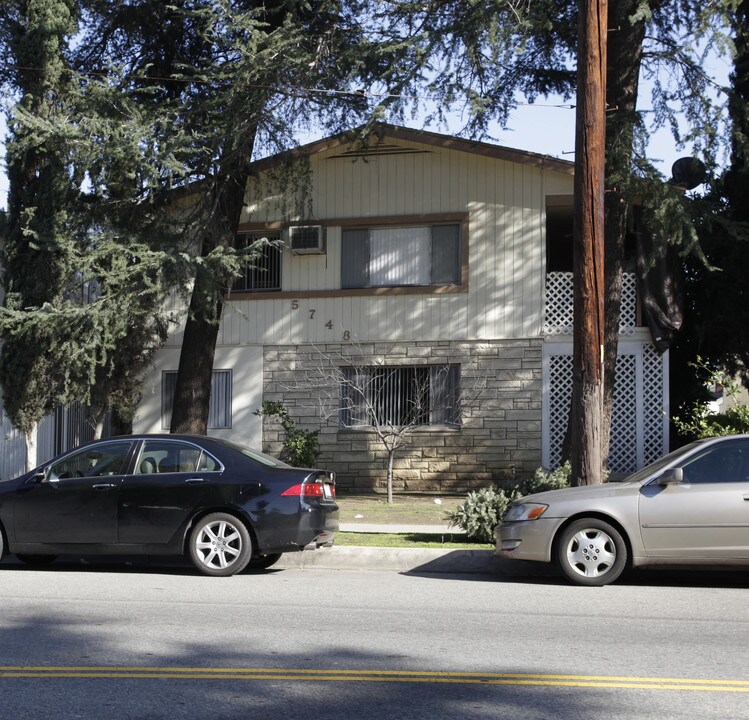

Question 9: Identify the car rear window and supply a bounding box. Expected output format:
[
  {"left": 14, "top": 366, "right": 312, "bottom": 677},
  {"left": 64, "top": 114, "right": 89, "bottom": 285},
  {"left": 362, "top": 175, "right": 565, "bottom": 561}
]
[{"left": 218, "top": 440, "right": 291, "bottom": 468}]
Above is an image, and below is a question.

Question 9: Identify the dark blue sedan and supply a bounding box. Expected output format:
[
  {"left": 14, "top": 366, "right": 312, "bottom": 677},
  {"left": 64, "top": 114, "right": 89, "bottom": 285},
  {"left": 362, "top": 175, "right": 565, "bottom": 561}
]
[{"left": 0, "top": 435, "right": 338, "bottom": 576}]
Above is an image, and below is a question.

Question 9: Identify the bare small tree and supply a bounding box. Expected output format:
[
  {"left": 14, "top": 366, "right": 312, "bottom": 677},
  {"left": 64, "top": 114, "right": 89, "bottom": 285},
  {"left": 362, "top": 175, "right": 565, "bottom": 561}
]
[{"left": 296, "top": 343, "right": 487, "bottom": 503}]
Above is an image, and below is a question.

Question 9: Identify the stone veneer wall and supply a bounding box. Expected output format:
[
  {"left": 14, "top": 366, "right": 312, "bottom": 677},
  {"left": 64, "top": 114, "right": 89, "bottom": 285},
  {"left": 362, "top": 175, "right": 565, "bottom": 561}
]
[{"left": 261, "top": 339, "right": 543, "bottom": 493}]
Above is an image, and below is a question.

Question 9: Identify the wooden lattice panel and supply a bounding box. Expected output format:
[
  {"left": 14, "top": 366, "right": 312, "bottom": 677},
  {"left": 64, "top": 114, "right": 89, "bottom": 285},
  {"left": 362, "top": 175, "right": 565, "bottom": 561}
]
[
  {"left": 544, "top": 272, "right": 638, "bottom": 335},
  {"left": 642, "top": 343, "right": 665, "bottom": 465},
  {"left": 608, "top": 355, "right": 638, "bottom": 473},
  {"left": 545, "top": 342, "right": 666, "bottom": 473}
]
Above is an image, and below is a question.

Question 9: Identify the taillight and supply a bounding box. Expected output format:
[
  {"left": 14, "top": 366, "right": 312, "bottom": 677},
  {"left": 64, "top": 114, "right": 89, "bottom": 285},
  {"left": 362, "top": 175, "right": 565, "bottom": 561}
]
[
  {"left": 281, "top": 482, "right": 327, "bottom": 498},
  {"left": 281, "top": 484, "right": 304, "bottom": 497},
  {"left": 281, "top": 475, "right": 336, "bottom": 498}
]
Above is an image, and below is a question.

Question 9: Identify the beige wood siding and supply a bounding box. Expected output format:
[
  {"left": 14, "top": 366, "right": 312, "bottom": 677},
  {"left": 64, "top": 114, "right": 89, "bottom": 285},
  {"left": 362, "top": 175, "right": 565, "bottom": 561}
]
[{"left": 226, "top": 137, "right": 573, "bottom": 345}]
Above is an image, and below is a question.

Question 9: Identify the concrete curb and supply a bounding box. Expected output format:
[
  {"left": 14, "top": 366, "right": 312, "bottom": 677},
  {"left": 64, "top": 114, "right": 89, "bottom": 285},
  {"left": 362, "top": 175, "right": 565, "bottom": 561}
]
[{"left": 277, "top": 546, "right": 501, "bottom": 574}]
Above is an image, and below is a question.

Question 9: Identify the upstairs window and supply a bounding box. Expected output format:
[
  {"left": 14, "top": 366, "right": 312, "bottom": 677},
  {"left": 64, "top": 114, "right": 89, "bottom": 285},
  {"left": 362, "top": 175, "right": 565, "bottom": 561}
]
[
  {"left": 234, "top": 231, "right": 282, "bottom": 292},
  {"left": 341, "top": 224, "right": 461, "bottom": 288},
  {"left": 340, "top": 364, "right": 461, "bottom": 428}
]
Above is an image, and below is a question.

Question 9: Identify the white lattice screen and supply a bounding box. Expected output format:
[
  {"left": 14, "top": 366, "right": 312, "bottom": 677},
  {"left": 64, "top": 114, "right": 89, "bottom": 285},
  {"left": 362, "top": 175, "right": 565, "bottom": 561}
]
[
  {"left": 543, "top": 342, "right": 667, "bottom": 474},
  {"left": 544, "top": 272, "right": 638, "bottom": 335}
]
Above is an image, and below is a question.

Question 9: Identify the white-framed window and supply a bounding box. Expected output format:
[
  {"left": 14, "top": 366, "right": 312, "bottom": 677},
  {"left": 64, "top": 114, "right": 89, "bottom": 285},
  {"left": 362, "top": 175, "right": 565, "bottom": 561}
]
[
  {"left": 234, "top": 231, "right": 282, "bottom": 292},
  {"left": 341, "top": 224, "right": 461, "bottom": 288},
  {"left": 340, "top": 364, "right": 461, "bottom": 428},
  {"left": 161, "top": 370, "right": 233, "bottom": 430}
]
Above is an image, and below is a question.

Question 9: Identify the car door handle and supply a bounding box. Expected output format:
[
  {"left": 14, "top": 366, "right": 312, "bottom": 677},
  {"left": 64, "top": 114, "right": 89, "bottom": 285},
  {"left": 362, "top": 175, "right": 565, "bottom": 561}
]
[
  {"left": 92, "top": 483, "right": 115, "bottom": 490},
  {"left": 185, "top": 478, "right": 206, "bottom": 484},
  {"left": 743, "top": 495, "right": 749, "bottom": 501}
]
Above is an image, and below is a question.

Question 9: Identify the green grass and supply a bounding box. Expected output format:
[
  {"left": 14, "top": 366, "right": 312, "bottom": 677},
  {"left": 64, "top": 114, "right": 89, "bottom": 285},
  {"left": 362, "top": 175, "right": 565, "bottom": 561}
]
[
  {"left": 333, "top": 493, "right": 487, "bottom": 548},
  {"left": 335, "top": 531, "right": 492, "bottom": 549}
]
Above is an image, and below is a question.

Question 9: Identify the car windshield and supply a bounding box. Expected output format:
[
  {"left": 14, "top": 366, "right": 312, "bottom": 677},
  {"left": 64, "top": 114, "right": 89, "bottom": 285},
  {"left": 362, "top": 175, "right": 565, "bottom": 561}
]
[
  {"left": 619, "top": 440, "right": 705, "bottom": 485},
  {"left": 217, "top": 439, "right": 292, "bottom": 468}
]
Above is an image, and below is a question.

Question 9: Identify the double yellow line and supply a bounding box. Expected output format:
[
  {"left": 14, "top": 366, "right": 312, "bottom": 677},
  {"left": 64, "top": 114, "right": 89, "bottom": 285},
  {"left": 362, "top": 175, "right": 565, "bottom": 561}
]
[{"left": 0, "top": 667, "right": 748, "bottom": 692}]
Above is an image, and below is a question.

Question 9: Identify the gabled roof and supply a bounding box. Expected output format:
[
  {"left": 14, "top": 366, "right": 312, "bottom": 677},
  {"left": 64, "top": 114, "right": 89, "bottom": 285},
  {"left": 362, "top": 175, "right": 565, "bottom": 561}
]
[{"left": 250, "top": 123, "right": 574, "bottom": 175}]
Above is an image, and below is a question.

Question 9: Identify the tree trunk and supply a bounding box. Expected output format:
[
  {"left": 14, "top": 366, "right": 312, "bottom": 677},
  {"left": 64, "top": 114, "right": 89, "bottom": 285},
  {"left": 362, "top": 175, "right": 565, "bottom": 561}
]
[
  {"left": 24, "top": 423, "right": 38, "bottom": 474},
  {"left": 569, "top": 0, "right": 608, "bottom": 486},
  {"left": 169, "top": 134, "right": 256, "bottom": 435},
  {"left": 601, "top": 0, "right": 648, "bottom": 470},
  {"left": 110, "top": 407, "right": 133, "bottom": 437},
  {"left": 170, "top": 276, "right": 224, "bottom": 435},
  {"left": 386, "top": 447, "right": 395, "bottom": 504}
]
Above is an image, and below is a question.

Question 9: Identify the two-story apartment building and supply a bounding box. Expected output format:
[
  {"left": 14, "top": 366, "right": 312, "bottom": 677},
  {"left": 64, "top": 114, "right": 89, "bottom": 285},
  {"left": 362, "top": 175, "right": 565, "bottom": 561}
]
[{"left": 131, "top": 124, "right": 668, "bottom": 492}]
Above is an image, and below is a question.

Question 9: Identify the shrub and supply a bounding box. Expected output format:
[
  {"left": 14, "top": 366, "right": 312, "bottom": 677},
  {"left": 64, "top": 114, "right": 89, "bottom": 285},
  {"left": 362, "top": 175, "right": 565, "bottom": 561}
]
[
  {"left": 511, "top": 461, "right": 572, "bottom": 498},
  {"left": 445, "top": 486, "right": 511, "bottom": 544},
  {"left": 673, "top": 359, "right": 749, "bottom": 440},
  {"left": 254, "top": 401, "right": 320, "bottom": 468},
  {"left": 447, "top": 463, "right": 572, "bottom": 542}
]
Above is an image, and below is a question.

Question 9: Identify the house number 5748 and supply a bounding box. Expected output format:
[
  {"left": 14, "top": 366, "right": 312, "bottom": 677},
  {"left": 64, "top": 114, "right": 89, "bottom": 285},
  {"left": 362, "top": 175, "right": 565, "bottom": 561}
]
[{"left": 290, "top": 300, "right": 347, "bottom": 338}]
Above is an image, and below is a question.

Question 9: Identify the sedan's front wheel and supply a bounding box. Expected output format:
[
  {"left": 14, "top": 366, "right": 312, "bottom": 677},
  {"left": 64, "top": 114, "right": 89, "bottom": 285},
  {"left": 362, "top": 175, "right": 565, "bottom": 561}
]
[
  {"left": 557, "top": 518, "right": 627, "bottom": 586},
  {"left": 189, "top": 513, "right": 252, "bottom": 577}
]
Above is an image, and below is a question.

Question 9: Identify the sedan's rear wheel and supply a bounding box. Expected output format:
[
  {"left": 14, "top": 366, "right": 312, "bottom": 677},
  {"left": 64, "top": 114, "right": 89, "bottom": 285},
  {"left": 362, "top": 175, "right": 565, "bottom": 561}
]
[
  {"left": 557, "top": 518, "right": 627, "bottom": 586},
  {"left": 246, "top": 553, "right": 282, "bottom": 570},
  {"left": 189, "top": 513, "right": 252, "bottom": 577}
]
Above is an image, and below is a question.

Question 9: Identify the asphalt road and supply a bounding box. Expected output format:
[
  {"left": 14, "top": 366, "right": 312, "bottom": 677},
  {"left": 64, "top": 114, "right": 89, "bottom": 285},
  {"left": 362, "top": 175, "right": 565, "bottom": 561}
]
[{"left": 1, "top": 560, "right": 748, "bottom": 720}]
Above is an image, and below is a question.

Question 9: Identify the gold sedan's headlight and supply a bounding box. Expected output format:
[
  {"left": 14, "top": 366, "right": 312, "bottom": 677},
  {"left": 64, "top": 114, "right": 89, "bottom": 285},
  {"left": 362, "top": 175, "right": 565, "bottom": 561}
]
[{"left": 503, "top": 502, "right": 549, "bottom": 522}]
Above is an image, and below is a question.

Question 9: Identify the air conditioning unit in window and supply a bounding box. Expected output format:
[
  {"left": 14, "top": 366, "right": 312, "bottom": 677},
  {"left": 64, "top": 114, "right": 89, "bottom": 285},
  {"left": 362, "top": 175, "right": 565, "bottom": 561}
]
[{"left": 289, "top": 225, "right": 325, "bottom": 254}]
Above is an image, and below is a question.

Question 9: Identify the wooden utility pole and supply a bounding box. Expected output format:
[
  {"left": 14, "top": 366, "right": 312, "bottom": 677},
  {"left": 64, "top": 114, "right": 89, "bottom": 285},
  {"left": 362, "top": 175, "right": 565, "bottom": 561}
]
[{"left": 570, "top": 0, "right": 608, "bottom": 485}]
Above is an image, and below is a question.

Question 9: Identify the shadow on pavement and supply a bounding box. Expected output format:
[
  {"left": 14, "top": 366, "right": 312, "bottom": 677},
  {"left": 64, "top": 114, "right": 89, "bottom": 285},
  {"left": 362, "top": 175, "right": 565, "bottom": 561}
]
[{"left": 404, "top": 550, "right": 749, "bottom": 589}]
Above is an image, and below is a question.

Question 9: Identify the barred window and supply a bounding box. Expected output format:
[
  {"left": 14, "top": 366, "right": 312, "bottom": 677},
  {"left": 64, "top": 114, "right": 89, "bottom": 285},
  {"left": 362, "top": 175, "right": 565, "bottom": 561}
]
[
  {"left": 234, "top": 231, "right": 282, "bottom": 292},
  {"left": 340, "top": 364, "right": 460, "bottom": 428}
]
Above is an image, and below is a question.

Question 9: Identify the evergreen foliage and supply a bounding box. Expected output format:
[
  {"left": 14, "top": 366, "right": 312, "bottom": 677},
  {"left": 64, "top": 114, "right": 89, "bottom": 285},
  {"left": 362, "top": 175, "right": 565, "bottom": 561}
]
[
  {"left": 1, "top": 0, "right": 381, "bottom": 438},
  {"left": 671, "top": 2, "right": 749, "bottom": 427},
  {"left": 74, "top": 0, "right": 385, "bottom": 435},
  {"left": 0, "top": 1, "right": 187, "bottom": 438},
  {"left": 512, "top": 461, "right": 573, "bottom": 497}
]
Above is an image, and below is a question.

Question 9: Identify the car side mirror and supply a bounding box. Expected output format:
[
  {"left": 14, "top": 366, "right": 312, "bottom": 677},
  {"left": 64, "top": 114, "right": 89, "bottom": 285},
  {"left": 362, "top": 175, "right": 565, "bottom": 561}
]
[
  {"left": 26, "top": 468, "right": 46, "bottom": 484},
  {"left": 37, "top": 467, "right": 59, "bottom": 483},
  {"left": 657, "top": 467, "right": 684, "bottom": 485}
]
